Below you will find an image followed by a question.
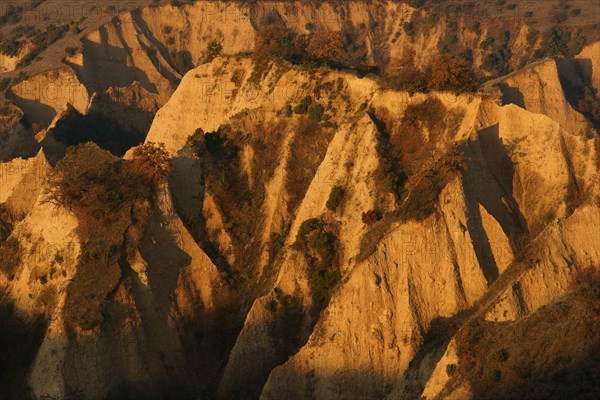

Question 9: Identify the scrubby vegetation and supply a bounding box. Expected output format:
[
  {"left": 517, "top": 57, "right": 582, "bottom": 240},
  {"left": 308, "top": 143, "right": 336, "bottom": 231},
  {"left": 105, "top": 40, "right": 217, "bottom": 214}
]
[
  {"left": 251, "top": 21, "right": 363, "bottom": 79},
  {"left": 534, "top": 27, "right": 587, "bottom": 59},
  {"left": 45, "top": 142, "right": 167, "bottom": 222},
  {"left": 186, "top": 126, "right": 265, "bottom": 285},
  {"left": 202, "top": 39, "right": 222, "bottom": 64},
  {"left": 0, "top": 23, "right": 70, "bottom": 66},
  {"left": 384, "top": 48, "right": 478, "bottom": 95},
  {"left": 46, "top": 143, "right": 168, "bottom": 330},
  {"left": 131, "top": 142, "right": 172, "bottom": 184},
  {"left": 0, "top": 5, "right": 23, "bottom": 25},
  {"left": 293, "top": 218, "right": 340, "bottom": 315},
  {"left": 453, "top": 282, "right": 600, "bottom": 400},
  {"left": 285, "top": 117, "right": 332, "bottom": 215}
]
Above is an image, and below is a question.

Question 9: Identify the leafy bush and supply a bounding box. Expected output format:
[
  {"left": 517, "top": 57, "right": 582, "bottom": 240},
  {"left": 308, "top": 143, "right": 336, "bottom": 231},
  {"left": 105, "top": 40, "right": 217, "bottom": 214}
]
[
  {"left": 293, "top": 96, "right": 313, "bottom": 115},
  {"left": 480, "top": 37, "right": 494, "bottom": 50},
  {"left": 301, "top": 31, "right": 352, "bottom": 67},
  {"left": 384, "top": 47, "right": 429, "bottom": 95},
  {"left": 54, "top": 252, "right": 64, "bottom": 265},
  {"left": 131, "top": 142, "right": 173, "bottom": 184},
  {"left": 0, "top": 36, "right": 24, "bottom": 57},
  {"left": 0, "top": 5, "right": 23, "bottom": 25},
  {"left": 568, "top": 266, "right": 600, "bottom": 297},
  {"left": 361, "top": 210, "right": 381, "bottom": 226},
  {"left": 482, "top": 48, "right": 512, "bottom": 75},
  {"left": 294, "top": 218, "right": 340, "bottom": 313},
  {"left": 326, "top": 186, "right": 345, "bottom": 211},
  {"left": 252, "top": 23, "right": 295, "bottom": 77},
  {"left": 429, "top": 54, "right": 478, "bottom": 93},
  {"left": 446, "top": 363, "right": 458, "bottom": 376},
  {"left": 427, "top": 14, "right": 439, "bottom": 27},
  {"left": 403, "top": 22, "right": 415, "bottom": 41},
  {"left": 45, "top": 143, "right": 155, "bottom": 222},
  {"left": 202, "top": 39, "right": 222, "bottom": 64},
  {"left": 537, "top": 27, "right": 586, "bottom": 59},
  {"left": 308, "top": 104, "right": 325, "bottom": 121}
]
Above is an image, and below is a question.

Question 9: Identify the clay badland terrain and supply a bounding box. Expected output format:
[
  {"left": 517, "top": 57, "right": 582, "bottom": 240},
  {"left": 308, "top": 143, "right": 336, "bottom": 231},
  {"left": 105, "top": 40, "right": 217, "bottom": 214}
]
[{"left": 0, "top": 0, "right": 599, "bottom": 399}]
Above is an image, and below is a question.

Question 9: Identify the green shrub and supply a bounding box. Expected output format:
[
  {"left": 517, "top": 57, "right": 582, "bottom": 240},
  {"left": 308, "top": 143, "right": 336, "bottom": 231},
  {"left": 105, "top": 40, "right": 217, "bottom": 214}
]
[
  {"left": 537, "top": 27, "right": 586, "bottom": 59},
  {"left": 308, "top": 104, "right": 325, "bottom": 121},
  {"left": 131, "top": 142, "right": 173, "bottom": 184},
  {"left": 326, "top": 186, "right": 345, "bottom": 211},
  {"left": 361, "top": 210, "right": 382, "bottom": 226},
  {"left": 45, "top": 143, "right": 155, "bottom": 222},
  {"left": 403, "top": 22, "right": 415, "bottom": 41},
  {"left": 294, "top": 96, "right": 313, "bottom": 115},
  {"left": 294, "top": 218, "right": 340, "bottom": 313},
  {"left": 54, "top": 253, "right": 64, "bottom": 265},
  {"left": 0, "top": 5, "right": 23, "bottom": 25},
  {"left": 202, "top": 39, "right": 223, "bottom": 64},
  {"left": 427, "top": 14, "right": 439, "bottom": 27},
  {"left": 469, "top": 21, "right": 481, "bottom": 35},
  {"left": 446, "top": 363, "right": 458, "bottom": 376},
  {"left": 526, "top": 29, "right": 539, "bottom": 46},
  {"left": 0, "top": 36, "right": 24, "bottom": 57}
]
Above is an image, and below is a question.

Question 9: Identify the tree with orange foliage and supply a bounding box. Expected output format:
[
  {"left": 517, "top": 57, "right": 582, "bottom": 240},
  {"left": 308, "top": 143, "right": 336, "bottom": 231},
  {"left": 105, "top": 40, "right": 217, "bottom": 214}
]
[
  {"left": 427, "top": 54, "right": 478, "bottom": 94},
  {"left": 252, "top": 23, "right": 294, "bottom": 65},
  {"left": 304, "top": 31, "right": 350, "bottom": 67},
  {"left": 384, "top": 47, "right": 429, "bottom": 95}
]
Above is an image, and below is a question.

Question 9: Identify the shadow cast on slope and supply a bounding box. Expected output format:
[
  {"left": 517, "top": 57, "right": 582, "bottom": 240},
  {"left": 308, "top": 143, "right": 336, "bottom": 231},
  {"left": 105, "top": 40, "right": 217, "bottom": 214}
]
[
  {"left": 0, "top": 300, "right": 46, "bottom": 400},
  {"left": 70, "top": 25, "right": 158, "bottom": 95},
  {"left": 464, "top": 124, "right": 529, "bottom": 277}
]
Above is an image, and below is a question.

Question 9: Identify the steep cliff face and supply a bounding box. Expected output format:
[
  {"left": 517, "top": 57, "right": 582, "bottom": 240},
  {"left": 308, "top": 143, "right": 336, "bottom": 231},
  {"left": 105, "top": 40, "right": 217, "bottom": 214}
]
[
  {"left": 0, "top": 151, "right": 234, "bottom": 398},
  {"left": 2, "top": 1, "right": 580, "bottom": 135},
  {"left": 0, "top": 2, "right": 599, "bottom": 399},
  {"left": 139, "top": 56, "right": 599, "bottom": 399}
]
